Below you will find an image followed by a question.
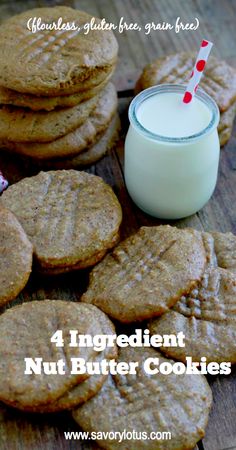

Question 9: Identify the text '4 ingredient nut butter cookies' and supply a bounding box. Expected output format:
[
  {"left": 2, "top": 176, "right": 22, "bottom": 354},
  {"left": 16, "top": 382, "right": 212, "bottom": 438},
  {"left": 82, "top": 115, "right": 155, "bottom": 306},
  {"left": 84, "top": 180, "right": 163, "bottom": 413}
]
[
  {"left": 0, "top": 207, "right": 33, "bottom": 307},
  {"left": 0, "top": 7, "right": 118, "bottom": 96},
  {"left": 136, "top": 52, "right": 236, "bottom": 146},
  {"left": 0, "top": 301, "right": 117, "bottom": 412},
  {"left": 82, "top": 225, "right": 207, "bottom": 323},
  {"left": 73, "top": 346, "right": 212, "bottom": 450},
  {"left": 0, "top": 170, "right": 122, "bottom": 273},
  {"left": 149, "top": 231, "right": 236, "bottom": 363}
]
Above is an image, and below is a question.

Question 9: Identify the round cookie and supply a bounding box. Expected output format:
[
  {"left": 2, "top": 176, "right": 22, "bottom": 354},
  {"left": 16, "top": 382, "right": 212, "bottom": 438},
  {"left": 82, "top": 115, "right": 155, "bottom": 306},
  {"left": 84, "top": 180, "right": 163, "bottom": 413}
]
[
  {"left": 0, "top": 7, "right": 118, "bottom": 95},
  {"left": 0, "top": 301, "right": 117, "bottom": 409},
  {"left": 135, "top": 52, "right": 236, "bottom": 112},
  {"left": 73, "top": 346, "right": 212, "bottom": 450},
  {"left": 0, "top": 207, "right": 33, "bottom": 307},
  {"left": 2, "top": 83, "right": 117, "bottom": 159},
  {"left": 82, "top": 225, "right": 207, "bottom": 323},
  {"left": 1, "top": 170, "right": 122, "bottom": 273},
  {"left": 149, "top": 268, "right": 236, "bottom": 363},
  {"left": 0, "top": 74, "right": 112, "bottom": 111},
  {"left": 135, "top": 52, "right": 236, "bottom": 147},
  {"left": 40, "top": 114, "right": 121, "bottom": 169},
  {"left": 149, "top": 230, "right": 236, "bottom": 363},
  {"left": 0, "top": 91, "right": 99, "bottom": 143}
]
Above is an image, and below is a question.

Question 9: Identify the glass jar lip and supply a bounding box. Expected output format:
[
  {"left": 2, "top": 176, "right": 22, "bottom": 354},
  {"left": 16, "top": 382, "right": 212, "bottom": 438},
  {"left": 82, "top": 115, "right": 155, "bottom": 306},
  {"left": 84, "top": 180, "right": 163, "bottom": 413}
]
[{"left": 129, "top": 84, "right": 220, "bottom": 143}]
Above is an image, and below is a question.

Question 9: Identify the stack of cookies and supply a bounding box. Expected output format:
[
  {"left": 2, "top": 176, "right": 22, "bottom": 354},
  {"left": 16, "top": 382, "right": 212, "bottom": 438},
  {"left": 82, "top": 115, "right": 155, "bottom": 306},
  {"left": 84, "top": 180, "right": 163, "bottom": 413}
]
[
  {"left": 136, "top": 52, "right": 236, "bottom": 146},
  {"left": 0, "top": 7, "right": 120, "bottom": 169}
]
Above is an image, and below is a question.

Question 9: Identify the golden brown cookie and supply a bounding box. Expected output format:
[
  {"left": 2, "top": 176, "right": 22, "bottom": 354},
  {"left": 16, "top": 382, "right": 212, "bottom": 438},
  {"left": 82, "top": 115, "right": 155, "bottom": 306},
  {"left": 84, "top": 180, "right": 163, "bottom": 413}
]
[
  {"left": 40, "top": 114, "right": 121, "bottom": 169},
  {"left": 0, "top": 207, "right": 33, "bottom": 307},
  {"left": 149, "top": 268, "right": 236, "bottom": 363},
  {"left": 218, "top": 102, "right": 236, "bottom": 146},
  {"left": 0, "top": 74, "right": 112, "bottom": 111},
  {"left": 1, "top": 170, "right": 122, "bottom": 273},
  {"left": 82, "top": 225, "right": 207, "bottom": 323},
  {"left": 0, "top": 93, "right": 99, "bottom": 143},
  {"left": 0, "top": 7, "right": 118, "bottom": 95},
  {"left": 0, "top": 301, "right": 117, "bottom": 410},
  {"left": 136, "top": 52, "right": 236, "bottom": 112},
  {"left": 73, "top": 346, "right": 212, "bottom": 450},
  {"left": 149, "top": 230, "right": 236, "bottom": 363},
  {"left": 2, "top": 83, "right": 117, "bottom": 159}
]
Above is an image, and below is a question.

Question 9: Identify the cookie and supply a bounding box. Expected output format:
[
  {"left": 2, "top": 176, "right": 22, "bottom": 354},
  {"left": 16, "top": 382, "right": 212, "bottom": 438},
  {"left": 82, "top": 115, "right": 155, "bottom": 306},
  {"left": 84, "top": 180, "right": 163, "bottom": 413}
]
[
  {"left": 218, "top": 102, "right": 236, "bottom": 146},
  {"left": 0, "top": 74, "right": 112, "bottom": 111},
  {"left": 82, "top": 225, "right": 207, "bottom": 323},
  {"left": 1, "top": 170, "right": 122, "bottom": 272},
  {"left": 73, "top": 346, "right": 212, "bottom": 450},
  {"left": 149, "top": 268, "right": 236, "bottom": 363},
  {"left": 148, "top": 231, "right": 236, "bottom": 363},
  {"left": 2, "top": 83, "right": 117, "bottom": 159},
  {"left": 3, "top": 306, "right": 117, "bottom": 413},
  {"left": 0, "top": 92, "right": 100, "bottom": 143},
  {"left": 0, "top": 7, "right": 118, "bottom": 95},
  {"left": 0, "top": 301, "right": 117, "bottom": 410},
  {"left": 136, "top": 52, "right": 236, "bottom": 111},
  {"left": 40, "top": 114, "right": 121, "bottom": 169},
  {"left": 0, "top": 207, "right": 33, "bottom": 307}
]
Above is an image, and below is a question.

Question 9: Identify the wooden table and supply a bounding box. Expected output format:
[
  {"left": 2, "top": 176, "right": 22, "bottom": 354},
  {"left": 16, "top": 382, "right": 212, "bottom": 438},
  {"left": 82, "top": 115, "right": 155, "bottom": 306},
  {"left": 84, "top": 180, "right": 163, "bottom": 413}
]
[{"left": 0, "top": 0, "right": 236, "bottom": 449}]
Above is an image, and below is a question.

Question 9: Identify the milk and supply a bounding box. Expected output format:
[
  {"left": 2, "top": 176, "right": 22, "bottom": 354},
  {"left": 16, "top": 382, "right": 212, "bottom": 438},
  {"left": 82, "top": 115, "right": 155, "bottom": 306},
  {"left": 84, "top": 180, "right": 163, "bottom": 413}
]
[
  {"left": 124, "top": 85, "right": 220, "bottom": 219},
  {"left": 137, "top": 92, "right": 211, "bottom": 137}
]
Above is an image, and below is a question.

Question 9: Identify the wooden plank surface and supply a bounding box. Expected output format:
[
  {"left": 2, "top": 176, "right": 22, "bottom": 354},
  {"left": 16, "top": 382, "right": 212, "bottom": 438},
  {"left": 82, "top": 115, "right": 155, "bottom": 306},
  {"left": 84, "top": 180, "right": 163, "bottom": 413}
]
[{"left": 0, "top": 0, "right": 236, "bottom": 449}]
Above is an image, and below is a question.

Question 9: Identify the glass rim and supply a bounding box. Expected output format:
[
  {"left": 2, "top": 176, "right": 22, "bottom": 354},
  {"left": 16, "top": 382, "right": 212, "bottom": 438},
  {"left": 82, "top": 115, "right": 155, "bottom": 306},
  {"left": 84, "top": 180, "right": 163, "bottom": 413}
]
[{"left": 129, "top": 84, "right": 220, "bottom": 143}]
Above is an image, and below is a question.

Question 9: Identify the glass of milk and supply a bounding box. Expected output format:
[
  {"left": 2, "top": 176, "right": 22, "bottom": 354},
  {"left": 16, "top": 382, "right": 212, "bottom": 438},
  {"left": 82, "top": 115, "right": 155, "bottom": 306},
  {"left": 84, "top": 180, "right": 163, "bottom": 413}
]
[{"left": 124, "top": 84, "right": 220, "bottom": 219}]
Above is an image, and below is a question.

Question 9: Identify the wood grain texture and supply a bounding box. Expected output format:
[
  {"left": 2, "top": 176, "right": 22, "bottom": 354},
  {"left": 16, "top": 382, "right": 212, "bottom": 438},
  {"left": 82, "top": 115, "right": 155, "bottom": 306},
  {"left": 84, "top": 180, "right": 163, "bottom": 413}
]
[{"left": 0, "top": 0, "right": 236, "bottom": 449}]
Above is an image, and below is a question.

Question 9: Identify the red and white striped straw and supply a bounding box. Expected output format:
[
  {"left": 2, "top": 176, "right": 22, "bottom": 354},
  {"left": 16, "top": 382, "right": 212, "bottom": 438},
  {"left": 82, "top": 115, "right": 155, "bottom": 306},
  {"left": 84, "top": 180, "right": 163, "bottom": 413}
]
[
  {"left": 0, "top": 170, "right": 8, "bottom": 193},
  {"left": 183, "top": 39, "right": 213, "bottom": 104}
]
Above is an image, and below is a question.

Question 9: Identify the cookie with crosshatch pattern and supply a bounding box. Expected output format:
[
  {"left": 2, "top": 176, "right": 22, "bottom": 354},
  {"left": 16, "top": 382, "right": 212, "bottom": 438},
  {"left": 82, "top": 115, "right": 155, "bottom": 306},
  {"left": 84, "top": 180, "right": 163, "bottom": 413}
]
[
  {"left": 1, "top": 170, "right": 122, "bottom": 273},
  {"left": 73, "top": 346, "right": 212, "bottom": 450},
  {"left": 136, "top": 52, "right": 236, "bottom": 112},
  {"left": 136, "top": 52, "right": 236, "bottom": 146},
  {"left": 0, "top": 7, "right": 118, "bottom": 96},
  {"left": 149, "top": 230, "right": 236, "bottom": 363},
  {"left": 82, "top": 225, "right": 207, "bottom": 323}
]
